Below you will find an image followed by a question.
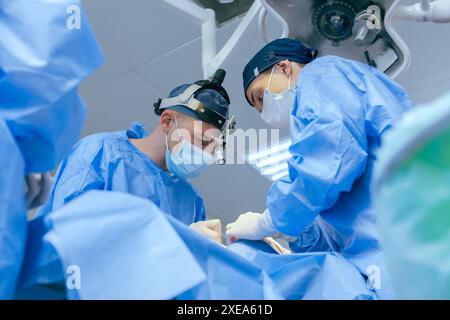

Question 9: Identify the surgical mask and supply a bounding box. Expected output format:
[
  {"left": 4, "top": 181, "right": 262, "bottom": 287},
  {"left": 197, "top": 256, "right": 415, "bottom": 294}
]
[
  {"left": 165, "top": 117, "right": 214, "bottom": 179},
  {"left": 261, "top": 66, "right": 295, "bottom": 129}
]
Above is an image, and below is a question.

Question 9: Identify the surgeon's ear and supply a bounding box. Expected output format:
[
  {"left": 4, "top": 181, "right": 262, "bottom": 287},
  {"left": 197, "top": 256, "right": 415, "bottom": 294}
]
[
  {"left": 276, "top": 60, "right": 292, "bottom": 77},
  {"left": 160, "top": 110, "right": 174, "bottom": 133}
]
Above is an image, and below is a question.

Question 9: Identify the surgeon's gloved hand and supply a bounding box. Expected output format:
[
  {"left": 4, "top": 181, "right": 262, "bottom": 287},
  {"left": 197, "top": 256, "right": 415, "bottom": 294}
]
[
  {"left": 25, "top": 173, "right": 53, "bottom": 209},
  {"left": 190, "top": 219, "right": 222, "bottom": 244},
  {"left": 226, "top": 210, "right": 277, "bottom": 243}
]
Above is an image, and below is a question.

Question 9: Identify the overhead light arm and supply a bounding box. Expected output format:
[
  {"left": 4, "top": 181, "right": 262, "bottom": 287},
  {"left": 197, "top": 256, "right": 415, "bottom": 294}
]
[
  {"left": 258, "top": 0, "right": 290, "bottom": 44},
  {"left": 163, "top": 0, "right": 262, "bottom": 79}
]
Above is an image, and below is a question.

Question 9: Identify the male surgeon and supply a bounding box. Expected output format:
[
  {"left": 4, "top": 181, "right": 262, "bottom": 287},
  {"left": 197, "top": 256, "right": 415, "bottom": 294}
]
[
  {"left": 226, "top": 38, "right": 412, "bottom": 298},
  {"left": 38, "top": 71, "right": 234, "bottom": 243}
]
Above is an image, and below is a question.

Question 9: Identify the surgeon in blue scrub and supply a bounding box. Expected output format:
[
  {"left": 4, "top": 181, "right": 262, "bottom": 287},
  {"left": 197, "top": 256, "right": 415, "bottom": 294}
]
[
  {"left": 37, "top": 72, "right": 233, "bottom": 243},
  {"left": 226, "top": 38, "right": 412, "bottom": 298}
]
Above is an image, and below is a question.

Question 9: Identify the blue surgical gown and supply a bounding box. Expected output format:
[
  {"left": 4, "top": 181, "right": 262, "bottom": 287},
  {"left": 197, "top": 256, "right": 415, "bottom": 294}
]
[
  {"left": 228, "top": 240, "right": 376, "bottom": 300},
  {"left": 19, "top": 191, "right": 207, "bottom": 300},
  {"left": 19, "top": 190, "right": 375, "bottom": 300},
  {"left": 0, "top": 0, "right": 103, "bottom": 173},
  {"left": 19, "top": 191, "right": 282, "bottom": 300},
  {"left": 267, "top": 56, "right": 412, "bottom": 299},
  {"left": 0, "top": 0, "right": 103, "bottom": 298},
  {"left": 37, "top": 122, "right": 206, "bottom": 225},
  {"left": 0, "top": 119, "right": 26, "bottom": 298}
]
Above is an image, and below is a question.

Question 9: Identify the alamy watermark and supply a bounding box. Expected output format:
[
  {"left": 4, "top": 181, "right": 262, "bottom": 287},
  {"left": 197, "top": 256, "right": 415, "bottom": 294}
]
[
  {"left": 66, "top": 4, "right": 81, "bottom": 30},
  {"left": 66, "top": 264, "right": 81, "bottom": 290},
  {"left": 167, "top": 121, "right": 284, "bottom": 165}
]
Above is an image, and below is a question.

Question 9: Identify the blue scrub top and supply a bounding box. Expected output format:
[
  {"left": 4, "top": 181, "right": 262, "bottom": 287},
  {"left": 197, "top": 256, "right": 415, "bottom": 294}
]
[
  {"left": 37, "top": 122, "right": 206, "bottom": 225},
  {"left": 267, "top": 56, "right": 412, "bottom": 298}
]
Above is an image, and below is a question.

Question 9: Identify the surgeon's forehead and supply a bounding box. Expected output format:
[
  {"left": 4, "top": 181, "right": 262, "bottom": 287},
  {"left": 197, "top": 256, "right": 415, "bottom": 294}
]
[{"left": 246, "top": 74, "right": 267, "bottom": 104}]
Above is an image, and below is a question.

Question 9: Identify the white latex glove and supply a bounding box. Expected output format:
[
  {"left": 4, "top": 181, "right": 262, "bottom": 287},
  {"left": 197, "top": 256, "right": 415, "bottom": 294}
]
[
  {"left": 190, "top": 219, "right": 222, "bottom": 244},
  {"left": 25, "top": 173, "right": 53, "bottom": 209},
  {"left": 226, "top": 210, "right": 277, "bottom": 243}
]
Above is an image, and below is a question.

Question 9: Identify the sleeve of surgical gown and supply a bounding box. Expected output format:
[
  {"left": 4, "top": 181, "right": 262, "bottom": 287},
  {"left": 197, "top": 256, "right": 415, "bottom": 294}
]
[
  {"left": 41, "top": 143, "right": 105, "bottom": 214},
  {"left": 53, "top": 165, "right": 104, "bottom": 208},
  {"left": 267, "top": 68, "right": 369, "bottom": 237}
]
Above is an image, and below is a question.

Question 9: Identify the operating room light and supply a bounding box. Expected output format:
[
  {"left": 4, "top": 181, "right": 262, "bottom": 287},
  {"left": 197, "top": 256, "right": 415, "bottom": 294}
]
[
  {"left": 246, "top": 137, "right": 291, "bottom": 181},
  {"left": 271, "top": 170, "right": 290, "bottom": 182},
  {"left": 255, "top": 151, "right": 291, "bottom": 168}
]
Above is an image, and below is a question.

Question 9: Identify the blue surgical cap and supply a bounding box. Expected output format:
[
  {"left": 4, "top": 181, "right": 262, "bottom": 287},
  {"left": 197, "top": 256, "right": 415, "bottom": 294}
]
[
  {"left": 166, "top": 84, "right": 230, "bottom": 123},
  {"left": 242, "top": 38, "right": 318, "bottom": 105}
]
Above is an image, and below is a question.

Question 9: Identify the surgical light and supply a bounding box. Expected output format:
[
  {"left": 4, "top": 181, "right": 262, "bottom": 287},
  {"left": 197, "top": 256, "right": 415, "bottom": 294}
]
[{"left": 246, "top": 137, "right": 291, "bottom": 181}]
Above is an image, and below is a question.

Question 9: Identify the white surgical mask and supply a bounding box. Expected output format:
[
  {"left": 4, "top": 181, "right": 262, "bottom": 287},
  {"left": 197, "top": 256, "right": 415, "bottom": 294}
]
[
  {"left": 261, "top": 66, "right": 295, "bottom": 129},
  {"left": 165, "top": 117, "right": 214, "bottom": 179}
]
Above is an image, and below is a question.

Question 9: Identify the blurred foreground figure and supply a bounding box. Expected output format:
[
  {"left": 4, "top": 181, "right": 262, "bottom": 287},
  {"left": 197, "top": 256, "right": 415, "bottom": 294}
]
[
  {"left": 374, "top": 91, "right": 450, "bottom": 299},
  {"left": 0, "top": 0, "right": 103, "bottom": 298}
]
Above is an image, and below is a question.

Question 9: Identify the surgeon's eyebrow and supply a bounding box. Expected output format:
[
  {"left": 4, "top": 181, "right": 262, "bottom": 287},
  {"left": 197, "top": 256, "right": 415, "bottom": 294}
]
[{"left": 252, "top": 88, "right": 263, "bottom": 108}]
